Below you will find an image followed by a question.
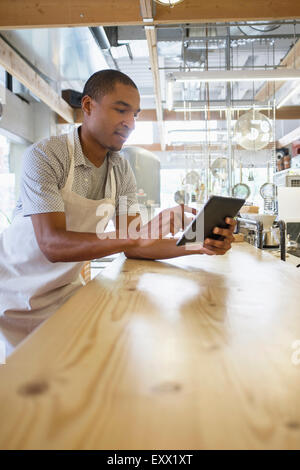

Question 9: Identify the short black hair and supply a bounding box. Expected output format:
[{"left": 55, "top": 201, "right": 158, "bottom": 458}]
[{"left": 82, "top": 69, "right": 138, "bottom": 102}]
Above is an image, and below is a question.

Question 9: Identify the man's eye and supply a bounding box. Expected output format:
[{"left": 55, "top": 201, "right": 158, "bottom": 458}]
[{"left": 116, "top": 109, "right": 126, "bottom": 113}]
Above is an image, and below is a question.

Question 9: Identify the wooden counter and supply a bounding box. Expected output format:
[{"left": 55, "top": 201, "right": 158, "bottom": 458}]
[{"left": 1, "top": 242, "right": 300, "bottom": 450}]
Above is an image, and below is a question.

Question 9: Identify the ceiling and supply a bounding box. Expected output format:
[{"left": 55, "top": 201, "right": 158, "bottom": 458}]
[
  {"left": 1, "top": 20, "right": 300, "bottom": 109},
  {"left": 0, "top": 5, "right": 300, "bottom": 199},
  {"left": 0, "top": 16, "right": 300, "bottom": 170}
]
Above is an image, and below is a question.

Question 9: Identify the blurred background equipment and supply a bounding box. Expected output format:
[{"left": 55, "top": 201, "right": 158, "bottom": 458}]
[
  {"left": 121, "top": 145, "right": 161, "bottom": 207},
  {"left": 260, "top": 162, "right": 277, "bottom": 213},
  {"left": 232, "top": 163, "right": 251, "bottom": 200},
  {"left": 210, "top": 157, "right": 228, "bottom": 194},
  {"left": 182, "top": 170, "right": 201, "bottom": 203},
  {"left": 234, "top": 110, "right": 272, "bottom": 151},
  {"left": 174, "top": 189, "right": 190, "bottom": 204}
]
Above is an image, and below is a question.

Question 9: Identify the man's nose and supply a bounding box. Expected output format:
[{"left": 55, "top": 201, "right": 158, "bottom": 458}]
[{"left": 122, "top": 114, "right": 135, "bottom": 131}]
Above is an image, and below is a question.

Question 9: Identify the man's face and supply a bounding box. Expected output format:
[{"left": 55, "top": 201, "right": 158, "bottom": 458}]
[{"left": 83, "top": 82, "right": 141, "bottom": 152}]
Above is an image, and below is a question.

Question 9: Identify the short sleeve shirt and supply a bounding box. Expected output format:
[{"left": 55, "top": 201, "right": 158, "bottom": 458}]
[{"left": 13, "top": 126, "right": 140, "bottom": 218}]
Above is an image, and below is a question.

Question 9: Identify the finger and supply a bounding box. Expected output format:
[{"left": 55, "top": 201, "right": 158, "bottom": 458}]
[
  {"left": 204, "top": 238, "right": 231, "bottom": 251},
  {"left": 203, "top": 244, "right": 228, "bottom": 256},
  {"left": 225, "top": 217, "right": 237, "bottom": 228},
  {"left": 201, "top": 246, "right": 217, "bottom": 256},
  {"left": 213, "top": 227, "right": 235, "bottom": 239},
  {"left": 205, "top": 238, "right": 232, "bottom": 249}
]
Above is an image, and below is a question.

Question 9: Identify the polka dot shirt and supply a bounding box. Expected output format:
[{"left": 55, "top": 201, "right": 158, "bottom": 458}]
[{"left": 14, "top": 127, "right": 140, "bottom": 219}]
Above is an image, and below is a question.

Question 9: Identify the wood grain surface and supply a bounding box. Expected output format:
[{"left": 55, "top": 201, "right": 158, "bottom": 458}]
[{"left": 1, "top": 243, "right": 300, "bottom": 450}]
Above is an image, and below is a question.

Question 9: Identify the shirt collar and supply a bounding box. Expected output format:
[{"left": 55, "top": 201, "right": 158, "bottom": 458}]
[{"left": 74, "top": 126, "right": 120, "bottom": 168}]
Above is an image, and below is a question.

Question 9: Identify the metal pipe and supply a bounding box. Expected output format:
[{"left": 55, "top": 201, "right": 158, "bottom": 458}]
[
  {"left": 225, "top": 26, "right": 233, "bottom": 196},
  {"left": 156, "top": 21, "right": 300, "bottom": 28},
  {"left": 89, "top": 27, "right": 120, "bottom": 71},
  {"left": 237, "top": 217, "right": 264, "bottom": 249},
  {"left": 278, "top": 220, "right": 286, "bottom": 261},
  {"left": 89, "top": 27, "right": 110, "bottom": 49},
  {"left": 181, "top": 34, "right": 300, "bottom": 41},
  {"left": 160, "top": 64, "right": 298, "bottom": 70}
]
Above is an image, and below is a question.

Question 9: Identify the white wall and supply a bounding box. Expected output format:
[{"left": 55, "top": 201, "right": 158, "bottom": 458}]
[
  {"left": 0, "top": 89, "right": 34, "bottom": 144},
  {"left": 0, "top": 90, "right": 57, "bottom": 203}
]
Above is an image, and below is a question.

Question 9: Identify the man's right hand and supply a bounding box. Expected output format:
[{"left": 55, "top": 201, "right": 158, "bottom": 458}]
[{"left": 130, "top": 204, "right": 197, "bottom": 248}]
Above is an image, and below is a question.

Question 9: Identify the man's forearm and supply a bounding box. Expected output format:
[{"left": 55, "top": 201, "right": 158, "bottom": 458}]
[
  {"left": 124, "top": 238, "right": 203, "bottom": 260},
  {"left": 42, "top": 230, "right": 136, "bottom": 262}
]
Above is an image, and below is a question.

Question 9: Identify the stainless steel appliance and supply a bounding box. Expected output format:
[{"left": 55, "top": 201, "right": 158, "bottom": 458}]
[
  {"left": 273, "top": 169, "right": 300, "bottom": 188},
  {"left": 236, "top": 216, "right": 286, "bottom": 260}
]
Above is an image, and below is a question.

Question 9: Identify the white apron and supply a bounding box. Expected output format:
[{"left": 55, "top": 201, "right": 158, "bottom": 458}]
[{"left": 0, "top": 129, "right": 116, "bottom": 347}]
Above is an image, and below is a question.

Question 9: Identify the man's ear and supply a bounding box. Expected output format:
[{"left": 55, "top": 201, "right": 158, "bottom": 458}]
[{"left": 81, "top": 95, "right": 93, "bottom": 116}]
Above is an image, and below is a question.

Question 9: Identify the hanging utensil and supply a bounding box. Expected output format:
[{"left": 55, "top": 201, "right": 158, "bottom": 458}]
[
  {"left": 248, "top": 164, "right": 254, "bottom": 181},
  {"left": 259, "top": 162, "right": 277, "bottom": 213},
  {"left": 182, "top": 170, "right": 200, "bottom": 186},
  {"left": 232, "top": 163, "right": 251, "bottom": 199},
  {"left": 174, "top": 190, "right": 190, "bottom": 205}
]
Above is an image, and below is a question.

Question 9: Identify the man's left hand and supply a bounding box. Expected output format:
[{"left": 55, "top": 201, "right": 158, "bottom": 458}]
[{"left": 202, "top": 217, "right": 236, "bottom": 256}]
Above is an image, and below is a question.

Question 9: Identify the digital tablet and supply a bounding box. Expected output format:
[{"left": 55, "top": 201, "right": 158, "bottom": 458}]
[{"left": 176, "top": 195, "right": 245, "bottom": 246}]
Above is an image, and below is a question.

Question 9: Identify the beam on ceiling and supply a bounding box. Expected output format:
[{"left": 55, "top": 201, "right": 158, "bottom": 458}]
[
  {"left": 126, "top": 143, "right": 275, "bottom": 152},
  {"left": 277, "top": 126, "right": 300, "bottom": 147},
  {"left": 57, "top": 106, "right": 300, "bottom": 124},
  {"left": 256, "top": 39, "right": 300, "bottom": 103},
  {"left": 144, "top": 25, "right": 165, "bottom": 150},
  {"left": 0, "top": 37, "right": 74, "bottom": 123},
  {"left": 0, "top": 0, "right": 299, "bottom": 29},
  {"left": 139, "top": 0, "right": 153, "bottom": 20},
  {"left": 140, "top": 0, "right": 165, "bottom": 151},
  {"left": 172, "top": 69, "right": 300, "bottom": 83}
]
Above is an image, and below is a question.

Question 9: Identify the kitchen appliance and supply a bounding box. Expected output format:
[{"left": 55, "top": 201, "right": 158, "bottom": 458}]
[
  {"left": 292, "top": 141, "right": 300, "bottom": 158},
  {"left": 241, "top": 213, "right": 279, "bottom": 247},
  {"left": 277, "top": 188, "right": 300, "bottom": 258},
  {"left": 273, "top": 169, "right": 300, "bottom": 187},
  {"left": 286, "top": 223, "right": 300, "bottom": 259}
]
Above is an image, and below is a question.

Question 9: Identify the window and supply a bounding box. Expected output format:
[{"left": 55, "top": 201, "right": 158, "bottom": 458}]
[{"left": 125, "top": 122, "right": 153, "bottom": 145}]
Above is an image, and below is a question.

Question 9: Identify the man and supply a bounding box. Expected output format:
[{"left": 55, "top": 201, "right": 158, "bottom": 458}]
[{"left": 0, "top": 69, "right": 235, "bottom": 343}]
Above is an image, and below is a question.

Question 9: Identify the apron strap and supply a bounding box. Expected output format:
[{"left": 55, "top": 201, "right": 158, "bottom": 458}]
[
  {"left": 109, "top": 167, "right": 116, "bottom": 202},
  {"left": 64, "top": 129, "right": 76, "bottom": 192}
]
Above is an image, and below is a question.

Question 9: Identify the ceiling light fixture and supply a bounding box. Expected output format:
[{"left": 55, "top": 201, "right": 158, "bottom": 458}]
[
  {"left": 154, "top": 0, "right": 184, "bottom": 6},
  {"left": 173, "top": 105, "right": 272, "bottom": 112},
  {"left": 277, "top": 83, "right": 300, "bottom": 109},
  {"left": 170, "top": 70, "right": 300, "bottom": 83}
]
